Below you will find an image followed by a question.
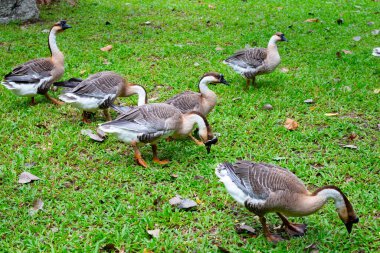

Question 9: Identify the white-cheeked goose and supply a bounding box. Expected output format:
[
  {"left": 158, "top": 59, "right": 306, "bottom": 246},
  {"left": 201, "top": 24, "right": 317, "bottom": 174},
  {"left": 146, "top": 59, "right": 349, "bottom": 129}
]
[
  {"left": 98, "top": 103, "right": 217, "bottom": 168},
  {"left": 224, "top": 32, "right": 287, "bottom": 90},
  {"left": 56, "top": 71, "right": 147, "bottom": 123},
  {"left": 2, "top": 20, "right": 71, "bottom": 105},
  {"left": 216, "top": 161, "right": 359, "bottom": 243}
]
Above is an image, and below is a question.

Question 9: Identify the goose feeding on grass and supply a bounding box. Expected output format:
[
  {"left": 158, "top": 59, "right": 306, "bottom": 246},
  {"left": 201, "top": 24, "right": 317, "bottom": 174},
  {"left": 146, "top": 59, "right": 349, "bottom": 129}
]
[
  {"left": 98, "top": 103, "right": 217, "bottom": 168},
  {"left": 216, "top": 160, "right": 358, "bottom": 243},
  {"left": 223, "top": 32, "right": 287, "bottom": 90},
  {"left": 2, "top": 20, "right": 71, "bottom": 105},
  {"left": 56, "top": 71, "right": 147, "bottom": 123},
  {"left": 165, "top": 72, "right": 228, "bottom": 144}
]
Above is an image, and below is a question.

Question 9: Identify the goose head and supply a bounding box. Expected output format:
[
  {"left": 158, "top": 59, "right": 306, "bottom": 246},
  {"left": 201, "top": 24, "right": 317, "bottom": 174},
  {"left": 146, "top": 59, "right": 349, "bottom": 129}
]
[
  {"left": 200, "top": 72, "right": 229, "bottom": 86},
  {"left": 273, "top": 32, "right": 287, "bottom": 42},
  {"left": 194, "top": 112, "right": 218, "bottom": 153},
  {"left": 336, "top": 194, "right": 359, "bottom": 234},
  {"left": 52, "top": 20, "right": 72, "bottom": 33}
]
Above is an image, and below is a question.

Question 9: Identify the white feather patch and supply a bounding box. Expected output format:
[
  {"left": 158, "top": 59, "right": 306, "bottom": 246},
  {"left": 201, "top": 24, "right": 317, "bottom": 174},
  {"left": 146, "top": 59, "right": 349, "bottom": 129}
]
[
  {"left": 98, "top": 125, "right": 139, "bottom": 143},
  {"left": 2, "top": 76, "right": 51, "bottom": 97},
  {"left": 59, "top": 93, "right": 104, "bottom": 112}
]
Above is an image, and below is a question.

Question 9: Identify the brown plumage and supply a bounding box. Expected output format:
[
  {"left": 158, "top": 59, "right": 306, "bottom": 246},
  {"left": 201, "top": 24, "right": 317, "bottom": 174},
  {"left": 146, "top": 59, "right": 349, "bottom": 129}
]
[
  {"left": 57, "top": 71, "right": 147, "bottom": 122},
  {"left": 98, "top": 103, "right": 217, "bottom": 168},
  {"left": 216, "top": 161, "right": 359, "bottom": 243},
  {"left": 224, "top": 32, "right": 287, "bottom": 89},
  {"left": 1, "top": 20, "right": 71, "bottom": 105}
]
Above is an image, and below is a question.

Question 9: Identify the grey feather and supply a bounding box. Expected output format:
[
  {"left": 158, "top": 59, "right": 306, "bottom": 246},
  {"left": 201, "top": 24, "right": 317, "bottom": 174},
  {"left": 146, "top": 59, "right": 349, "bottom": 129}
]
[
  {"left": 225, "top": 48, "right": 267, "bottom": 69},
  {"left": 165, "top": 91, "right": 202, "bottom": 113}
]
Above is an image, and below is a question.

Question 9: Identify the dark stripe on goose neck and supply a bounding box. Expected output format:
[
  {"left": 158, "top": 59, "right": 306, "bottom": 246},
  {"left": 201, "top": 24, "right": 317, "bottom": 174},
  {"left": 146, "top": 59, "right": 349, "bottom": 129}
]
[{"left": 312, "top": 185, "right": 354, "bottom": 214}]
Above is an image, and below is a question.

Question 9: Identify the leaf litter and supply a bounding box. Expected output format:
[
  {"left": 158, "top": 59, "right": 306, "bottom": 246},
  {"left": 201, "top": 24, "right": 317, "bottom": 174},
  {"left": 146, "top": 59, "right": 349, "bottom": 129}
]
[{"left": 19, "top": 172, "right": 40, "bottom": 184}]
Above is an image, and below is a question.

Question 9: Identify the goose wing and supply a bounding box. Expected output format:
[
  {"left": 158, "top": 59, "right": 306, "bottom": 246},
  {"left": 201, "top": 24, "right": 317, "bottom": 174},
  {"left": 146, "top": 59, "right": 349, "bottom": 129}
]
[
  {"left": 70, "top": 71, "right": 124, "bottom": 98},
  {"left": 227, "top": 160, "right": 307, "bottom": 200},
  {"left": 4, "top": 58, "right": 54, "bottom": 83},
  {"left": 224, "top": 48, "right": 267, "bottom": 69},
  {"left": 101, "top": 103, "right": 181, "bottom": 142},
  {"left": 165, "top": 91, "right": 201, "bottom": 113}
]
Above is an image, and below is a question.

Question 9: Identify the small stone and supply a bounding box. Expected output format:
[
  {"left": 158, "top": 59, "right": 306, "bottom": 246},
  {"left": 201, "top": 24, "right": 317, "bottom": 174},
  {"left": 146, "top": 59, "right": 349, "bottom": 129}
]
[
  {"left": 304, "top": 99, "right": 315, "bottom": 104},
  {"left": 371, "top": 30, "right": 379, "bottom": 35},
  {"left": 353, "top": 36, "right": 361, "bottom": 41},
  {"left": 367, "top": 21, "right": 374, "bottom": 26}
]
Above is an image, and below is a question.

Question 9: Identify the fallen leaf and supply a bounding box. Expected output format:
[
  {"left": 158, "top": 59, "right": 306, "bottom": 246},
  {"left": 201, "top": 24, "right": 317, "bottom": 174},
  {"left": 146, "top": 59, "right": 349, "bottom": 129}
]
[
  {"left": 342, "top": 144, "right": 358, "bottom": 149},
  {"left": 304, "top": 18, "right": 319, "bottom": 22},
  {"left": 353, "top": 36, "right": 361, "bottom": 41},
  {"left": 147, "top": 229, "right": 160, "bottom": 238},
  {"left": 81, "top": 129, "right": 105, "bottom": 142},
  {"left": 100, "top": 244, "right": 117, "bottom": 252},
  {"left": 372, "top": 29, "right": 380, "bottom": 35},
  {"left": 178, "top": 199, "right": 198, "bottom": 210},
  {"left": 29, "top": 199, "right": 44, "bottom": 216},
  {"left": 170, "top": 174, "right": 178, "bottom": 178},
  {"left": 194, "top": 62, "right": 200, "bottom": 67},
  {"left": 284, "top": 118, "right": 299, "bottom": 131},
  {"left": 19, "top": 172, "right": 40, "bottom": 184},
  {"left": 80, "top": 69, "right": 86, "bottom": 75},
  {"left": 325, "top": 113, "right": 339, "bottom": 117},
  {"left": 194, "top": 175, "right": 205, "bottom": 180},
  {"left": 262, "top": 104, "right": 273, "bottom": 110},
  {"left": 373, "top": 48, "right": 380, "bottom": 57},
  {"left": 304, "top": 243, "right": 319, "bottom": 253},
  {"left": 100, "top": 45, "right": 113, "bottom": 52},
  {"left": 232, "top": 97, "right": 241, "bottom": 101},
  {"left": 304, "top": 99, "right": 315, "bottom": 104},
  {"left": 374, "top": 89, "right": 380, "bottom": 94},
  {"left": 215, "top": 46, "right": 224, "bottom": 51},
  {"left": 24, "top": 162, "right": 36, "bottom": 168},
  {"left": 235, "top": 224, "right": 256, "bottom": 234},
  {"left": 195, "top": 197, "right": 202, "bottom": 205},
  {"left": 169, "top": 196, "right": 182, "bottom": 206},
  {"left": 348, "top": 133, "right": 358, "bottom": 140},
  {"left": 280, "top": 67, "right": 289, "bottom": 73},
  {"left": 342, "top": 49, "right": 352, "bottom": 54}
]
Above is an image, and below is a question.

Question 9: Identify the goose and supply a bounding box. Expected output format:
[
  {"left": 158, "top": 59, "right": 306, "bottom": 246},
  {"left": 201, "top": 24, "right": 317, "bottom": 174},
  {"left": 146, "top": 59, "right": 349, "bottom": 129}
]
[
  {"left": 165, "top": 72, "right": 228, "bottom": 144},
  {"left": 2, "top": 20, "right": 71, "bottom": 105},
  {"left": 98, "top": 103, "right": 218, "bottom": 168},
  {"left": 223, "top": 32, "right": 287, "bottom": 90},
  {"left": 56, "top": 71, "right": 147, "bottom": 123},
  {"left": 215, "top": 161, "right": 359, "bottom": 243}
]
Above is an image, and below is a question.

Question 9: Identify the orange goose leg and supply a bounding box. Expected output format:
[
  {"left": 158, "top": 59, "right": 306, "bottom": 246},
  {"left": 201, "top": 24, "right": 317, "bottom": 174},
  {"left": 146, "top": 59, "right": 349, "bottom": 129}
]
[
  {"left": 151, "top": 144, "right": 169, "bottom": 165},
  {"left": 259, "top": 216, "right": 284, "bottom": 243},
  {"left": 245, "top": 79, "right": 251, "bottom": 91},
  {"left": 132, "top": 142, "right": 148, "bottom": 168},
  {"left": 44, "top": 93, "right": 64, "bottom": 105},
  {"left": 276, "top": 212, "right": 307, "bottom": 237},
  {"left": 81, "top": 111, "right": 92, "bottom": 124},
  {"left": 189, "top": 133, "right": 203, "bottom": 146}
]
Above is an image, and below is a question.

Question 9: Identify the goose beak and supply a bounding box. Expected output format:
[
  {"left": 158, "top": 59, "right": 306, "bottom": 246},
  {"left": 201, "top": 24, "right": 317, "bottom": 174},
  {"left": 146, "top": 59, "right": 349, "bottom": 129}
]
[
  {"left": 281, "top": 36, "right": 288, "bottom": 42},
  {"left": 344, "top": 217, "right": 359, "bottom": 234},
  {"left": 204, "top": 136, "right": 218, "bottom": 153},
  {"left": 63, "top": 23, "right": 72, "bottom": 30},
  {"left": 220, "top": 76, "right": 229, "bottom": 85}
]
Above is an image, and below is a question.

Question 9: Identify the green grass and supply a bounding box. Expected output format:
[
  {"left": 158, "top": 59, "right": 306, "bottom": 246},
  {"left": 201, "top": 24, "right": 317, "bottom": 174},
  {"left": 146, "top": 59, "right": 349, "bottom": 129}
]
[{"left": 0, "top": 0, "right": 379, "bottom": 252}]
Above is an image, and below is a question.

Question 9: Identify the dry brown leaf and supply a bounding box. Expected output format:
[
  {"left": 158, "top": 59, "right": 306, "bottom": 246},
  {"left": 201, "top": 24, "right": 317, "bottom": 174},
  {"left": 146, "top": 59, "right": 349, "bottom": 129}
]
[
  {"left": 215, "top": 46, "right": 224, "bottom": 51},
  {"left": 342, "top": 50, "right": 352, "bottom": 54},
  {"left": 342, "top": 144, "right": 358, "bottom": 149},
  {"left": 100, "top": 45, "right": 113, "bottom": 51},
  {"left": 29, "top": 199, "right": 44, "bottom": 216},
  {"left": 147, "top": 229, "right": 160, "bottom": 238},
  {"left": 235, "top": 224, "right": 256, "bottom": 234},
  {"left": 305, "top": 18, "right": 319, "bottom": 23},
  {"left": 284, "top": 118, "right": 299, "bottom": 131},
  {"left": 353, "top": 36, "right": 361, "bottom": 41},
  {"left": 325, "top": 113, "right": 339, "bottom": 117},
  {"left": 143, "top": 249, "right": 154, "bottom": 253},
  {"left": 19, "top": 172, "right": 40, "bottom": 184}
]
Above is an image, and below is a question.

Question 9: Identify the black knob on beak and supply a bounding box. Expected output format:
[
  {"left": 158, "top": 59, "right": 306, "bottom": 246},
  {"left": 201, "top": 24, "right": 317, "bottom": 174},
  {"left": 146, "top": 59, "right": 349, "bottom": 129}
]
[{"left": 204, "top": 136, "right": 218, "bottom": 153}]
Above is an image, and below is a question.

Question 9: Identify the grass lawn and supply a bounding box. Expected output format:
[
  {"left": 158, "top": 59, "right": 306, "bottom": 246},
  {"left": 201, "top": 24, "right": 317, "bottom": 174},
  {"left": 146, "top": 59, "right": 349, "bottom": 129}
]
[{"left": 0, "top": 0, "right": 379, "bottom": 251}]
